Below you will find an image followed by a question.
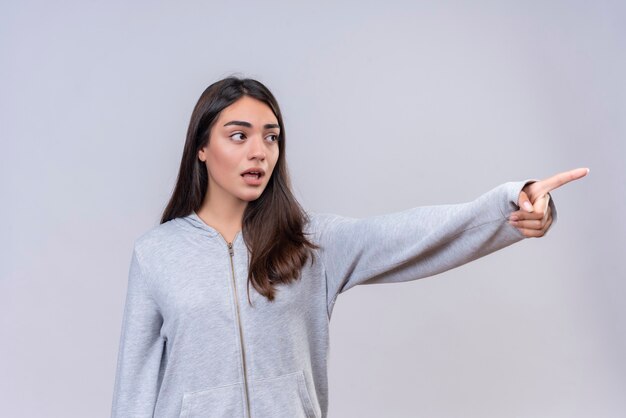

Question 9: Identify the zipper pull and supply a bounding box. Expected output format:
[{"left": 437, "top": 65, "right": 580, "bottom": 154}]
[{"left": 228, "top": 242, "right": 234, "bottom": 256}]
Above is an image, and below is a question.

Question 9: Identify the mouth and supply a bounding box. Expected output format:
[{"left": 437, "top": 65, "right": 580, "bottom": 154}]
[
  {"left": 242, "top": 173, "right": 262, "bottom": 180},
  {"left": 240, "top": 168, "right": 266, "bottom": 179}
]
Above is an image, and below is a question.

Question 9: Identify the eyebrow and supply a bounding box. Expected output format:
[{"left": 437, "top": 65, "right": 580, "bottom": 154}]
[{"left": 223, "top": 120, "right": 280, "bottom": 130}]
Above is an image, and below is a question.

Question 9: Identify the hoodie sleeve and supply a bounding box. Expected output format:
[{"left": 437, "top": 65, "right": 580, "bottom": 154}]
[
  {"left": 111, "top": 246, "right": 165, "bottom": 418},
  {"left": 316, "top": 180, "right": 558, "bottom": 318}
]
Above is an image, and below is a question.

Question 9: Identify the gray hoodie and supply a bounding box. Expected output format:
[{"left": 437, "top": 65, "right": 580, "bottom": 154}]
[{"left": 111, "top": 179, "right": 557, "bottom": 418}]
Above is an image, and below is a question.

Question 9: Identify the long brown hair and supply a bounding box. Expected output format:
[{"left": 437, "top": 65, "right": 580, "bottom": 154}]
[{"left": 161, "top": 76, "right": 319, "bottom": 304}]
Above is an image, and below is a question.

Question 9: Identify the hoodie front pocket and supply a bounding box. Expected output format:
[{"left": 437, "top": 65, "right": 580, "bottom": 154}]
[
  {"left": 249, "top": 370, "right": 318, "bottom": 418},
  {"left": 179, "top": 381, "right": 244, "bottom": 418}
]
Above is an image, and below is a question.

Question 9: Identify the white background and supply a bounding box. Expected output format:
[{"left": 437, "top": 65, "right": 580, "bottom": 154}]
[{"left": 2, "top": 0, "right": 625, "bottom": 416}]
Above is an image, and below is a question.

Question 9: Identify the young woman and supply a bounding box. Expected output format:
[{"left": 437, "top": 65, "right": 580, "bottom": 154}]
[{"left": 110, "top": 76, "right": 588, "bottom": 418}]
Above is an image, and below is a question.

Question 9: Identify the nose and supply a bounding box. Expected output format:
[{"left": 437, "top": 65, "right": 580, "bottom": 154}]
[{"left": 247, "top": 134, "right": 266, "bottom": 161}]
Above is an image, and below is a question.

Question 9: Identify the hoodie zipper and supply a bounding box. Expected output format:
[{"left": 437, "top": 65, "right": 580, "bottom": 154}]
[{"left": 226, "top": 239, "right": 251, "bottom": 418}]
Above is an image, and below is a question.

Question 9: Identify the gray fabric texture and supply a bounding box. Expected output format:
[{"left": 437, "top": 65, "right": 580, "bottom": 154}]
[{"left": 111, "top": 179, "right": 557, "bottom": 418}]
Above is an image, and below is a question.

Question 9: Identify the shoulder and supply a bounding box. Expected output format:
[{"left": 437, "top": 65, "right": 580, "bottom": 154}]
[
  {"left": 303, "top": 211, "right": 334, "bottom": 231},
  {"left": 132, "top": 219, "right": 182, "bottom": 264},
  {"left": 303, "top": 210, "right": 356, "bottom": 237}
]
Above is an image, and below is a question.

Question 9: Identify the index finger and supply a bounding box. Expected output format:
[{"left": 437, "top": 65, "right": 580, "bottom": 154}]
[{"left": 537, "top": 167, "right": 589, "bottom": 195}]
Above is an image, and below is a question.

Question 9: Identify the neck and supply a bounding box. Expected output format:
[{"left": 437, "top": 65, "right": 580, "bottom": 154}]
[{"left": 196, "top": 190, "right": 246, "bottom": 236}]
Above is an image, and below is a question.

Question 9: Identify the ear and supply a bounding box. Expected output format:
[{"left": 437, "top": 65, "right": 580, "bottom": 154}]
[{"left": 198, "top": 148, "right": 206, "bottom": 162}]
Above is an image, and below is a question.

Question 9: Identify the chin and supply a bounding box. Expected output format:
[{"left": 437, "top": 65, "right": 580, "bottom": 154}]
[{"left": 240, "top": 191, "right": 265, "bottom": 201}]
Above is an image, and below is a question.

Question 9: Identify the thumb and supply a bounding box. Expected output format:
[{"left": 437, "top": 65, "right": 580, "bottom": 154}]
[{"left": 518, "top": 190, "right": 534, "bottom": 213}]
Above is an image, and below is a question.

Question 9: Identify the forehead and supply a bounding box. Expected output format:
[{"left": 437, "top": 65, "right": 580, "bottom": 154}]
[{"left": 218, "top": 96, "right": 277, "bottom": 124}]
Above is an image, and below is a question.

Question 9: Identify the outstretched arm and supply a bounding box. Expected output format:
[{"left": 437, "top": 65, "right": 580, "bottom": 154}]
[{"left": 315, "top": 168, "right": 588, "bottom": 319}]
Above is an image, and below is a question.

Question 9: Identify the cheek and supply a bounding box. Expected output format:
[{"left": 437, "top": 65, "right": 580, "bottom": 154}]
[
  {"left": 206, "top": 163, "right": 227, "bottom": 188},
  {"left": 269, "top": 150, "right": 280, "bottom": 171},
  {"left": 207, "top": 148, "right": 238, "bottom": 179}
]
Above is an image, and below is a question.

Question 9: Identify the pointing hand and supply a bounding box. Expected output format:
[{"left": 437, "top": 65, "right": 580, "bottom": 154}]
[{"left": 508, "top": 167, "right": 589, "bottom": 238}]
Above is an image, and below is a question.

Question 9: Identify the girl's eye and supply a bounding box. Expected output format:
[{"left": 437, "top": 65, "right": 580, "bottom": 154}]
[{"left": 230, "top": 132, "right": 278, "bottom": 142}]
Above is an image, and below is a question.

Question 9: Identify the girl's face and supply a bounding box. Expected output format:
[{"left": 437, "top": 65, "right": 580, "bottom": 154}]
[{"left": 198, "top": 96, "right": 280, "bottom": 205}]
